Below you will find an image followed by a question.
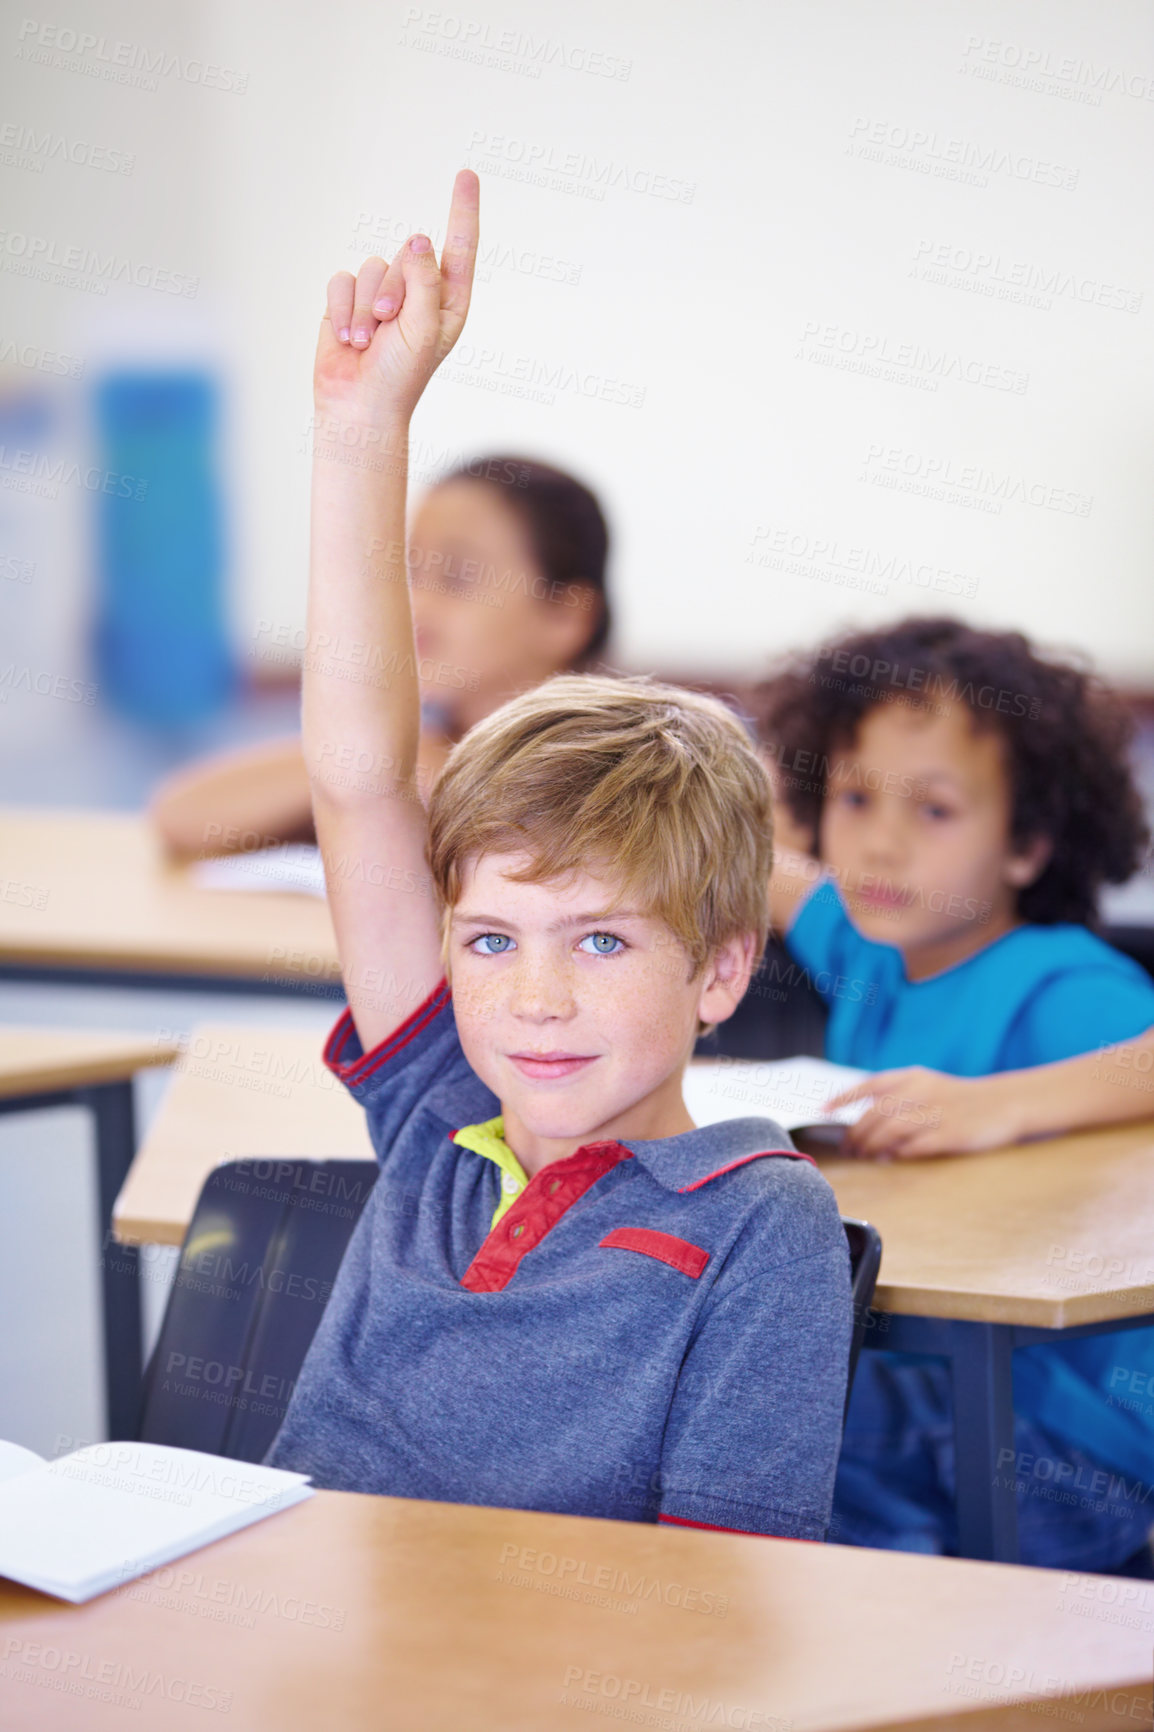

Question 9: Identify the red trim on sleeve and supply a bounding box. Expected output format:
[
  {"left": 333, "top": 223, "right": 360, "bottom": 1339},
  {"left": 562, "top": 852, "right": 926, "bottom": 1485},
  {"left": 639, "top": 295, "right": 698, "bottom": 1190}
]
[
  {"left": 599, "top": 1227, "right": 709, "bottom": 1279},
  {"left": 461, "top": 1141, "right": 632, "bottom": 1293},
  {"left": 323, "top": 977, "right": 451, "bottom": 1086},
  {"left": 677, "top": 1148, "right": 816, "bottom": 1193},
  {"left": 658, "top": 1513, "right": 819, "bottom": 1542}
]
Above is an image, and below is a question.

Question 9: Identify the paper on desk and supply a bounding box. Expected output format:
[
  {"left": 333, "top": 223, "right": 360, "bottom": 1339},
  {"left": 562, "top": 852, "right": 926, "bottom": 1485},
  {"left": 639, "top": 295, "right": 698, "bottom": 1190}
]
[
  {"left": 0, "top": 1440, "right": 313, "bottom": 1603},
  {"left": 683, "top": 1056, "right": 874, "bottom": 1132},
  {"left": 190, "top": 844, "right": 327, "bottom": 899},
  {"left": 0, "top": 1439, "right": 43, "bottom": 1485}
]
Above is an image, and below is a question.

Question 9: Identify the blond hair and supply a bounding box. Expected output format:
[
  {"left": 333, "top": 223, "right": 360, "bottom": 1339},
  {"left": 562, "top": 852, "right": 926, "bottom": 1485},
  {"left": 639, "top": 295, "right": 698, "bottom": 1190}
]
[{"left": 426, "top": 673, "right": 774, "bottom": 982}]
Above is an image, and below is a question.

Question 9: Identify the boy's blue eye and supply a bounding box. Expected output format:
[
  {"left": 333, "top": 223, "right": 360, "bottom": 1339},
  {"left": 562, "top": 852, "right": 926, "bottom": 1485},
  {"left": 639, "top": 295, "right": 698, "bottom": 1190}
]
[
  {"left": 579, "top": 932, "right": 624, "bottom": 956},
  {"left": 470, "top": 933, "right": 514, "bottom": 955}
]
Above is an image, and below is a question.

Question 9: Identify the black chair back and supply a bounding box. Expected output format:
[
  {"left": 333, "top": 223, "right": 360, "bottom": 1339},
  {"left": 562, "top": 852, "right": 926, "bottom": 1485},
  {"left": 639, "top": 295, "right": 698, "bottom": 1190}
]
[
  {"left": 140, "top": 1160, "right": 882, "bottom": 1459},
  {"left": 840, "top": 1217, "right": 883, "bottom": 1421},
  {"left": 138, "top": 1159, "right": 378, "bottom": 1462}
]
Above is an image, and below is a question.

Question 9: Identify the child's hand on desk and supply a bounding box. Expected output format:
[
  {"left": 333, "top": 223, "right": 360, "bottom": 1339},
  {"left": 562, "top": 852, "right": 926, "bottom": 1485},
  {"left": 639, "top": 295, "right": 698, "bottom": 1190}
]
[
  {"left": 824, "top": 1067, "right": 1026, "bottom": 1161},
  {"left": 315, "top": 168, "right": 479, "bottom": 423}
]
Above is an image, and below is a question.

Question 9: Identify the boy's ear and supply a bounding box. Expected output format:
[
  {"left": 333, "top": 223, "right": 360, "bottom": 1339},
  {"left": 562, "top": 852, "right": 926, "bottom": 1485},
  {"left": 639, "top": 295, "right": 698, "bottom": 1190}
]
[
  {"left": 1004, "top": 834, "right": 1053, "bottom": 889},
  {"left": 696, "top": 931, "right": 760, "bottom": 1027}
]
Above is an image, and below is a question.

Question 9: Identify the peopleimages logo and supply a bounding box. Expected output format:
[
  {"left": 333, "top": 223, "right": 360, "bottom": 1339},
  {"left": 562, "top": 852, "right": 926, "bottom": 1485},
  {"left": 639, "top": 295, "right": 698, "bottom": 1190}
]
[
  {"left": 959, "top": 35, "right": 1154, "bottom": 103},
  {"left": 351, "top": 212, "right": 583, "bottom": 287},
  {"left": 848, "top": 116, "right": 1079, "bottom": 190},
  {"left": 747, "top": 526, "right": 978, "bottom": 600},
  {"left": 465, "top": 129, "right": 696, "bottom": 203},
  {"left": 910, "top": 239, "right": 1141, "bottom": 314},
  {"left": 794, "top": 323, "right": 1028, "bottom": 395},
  {"left": 0, "top": 1637, "right": 233, "bottom": 1714},
  {"left": 860, "top": 444, "right": 1093, "bottom": 518},
  {"left": 0, "top": 120, "right": 134, "bottom": 174},
  {"left": 558, "top": 1667, "right": 789, "bottom": 1730},
  {"left": 14, "top": 18, "right": 249, "bottom": 93},
  {"left": 814, "top": 645, "right": 1041, "bottom": 720},
  {"left": 399, "top": 8, "right": 631, "bottom": 80},
  {"left": 0, "top": 227, "right": 198, "bottom": 296},
  {"left": 439, "top": 341, "right": 645, "bottom": 409},
  {"left": 0, "top": 337, "right": 84, "bottom": 377}
]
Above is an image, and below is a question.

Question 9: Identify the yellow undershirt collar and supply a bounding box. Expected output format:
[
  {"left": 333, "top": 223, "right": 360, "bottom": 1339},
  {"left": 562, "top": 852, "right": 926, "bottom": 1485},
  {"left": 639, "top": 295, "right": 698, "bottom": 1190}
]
[{"left": 451, "top": 1116, "right": 530, "bottom": 1227}]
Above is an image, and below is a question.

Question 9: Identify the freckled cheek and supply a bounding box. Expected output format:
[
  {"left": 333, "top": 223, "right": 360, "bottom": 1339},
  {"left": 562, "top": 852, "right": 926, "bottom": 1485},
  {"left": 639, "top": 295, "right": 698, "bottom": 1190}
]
[
  {"left": 610, "top": 968, "right": 694, "bottom": 1058},
  {"left": 450, "top": 970, "right": 503, "bottom": 1032}
]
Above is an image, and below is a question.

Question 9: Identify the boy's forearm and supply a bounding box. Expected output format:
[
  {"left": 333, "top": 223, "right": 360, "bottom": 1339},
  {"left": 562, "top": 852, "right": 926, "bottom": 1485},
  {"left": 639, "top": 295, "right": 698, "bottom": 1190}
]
[
  {"left": 1004, "top": 1036, "right": 1154, "bottom": 1142},
  {"left": 149, "top": 739, "right": 311, "bottom": 857},
  {"left": 302, "top": 413, "right": 419, "bottom": 808}
]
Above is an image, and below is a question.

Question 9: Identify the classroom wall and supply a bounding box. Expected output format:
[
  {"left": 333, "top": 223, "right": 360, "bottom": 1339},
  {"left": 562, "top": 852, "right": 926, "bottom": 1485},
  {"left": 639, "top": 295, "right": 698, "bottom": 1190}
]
[
  {"left": 0, "top": 0, "right": 232, "bottom": 745},
  {"left": 6, "top": 0, "right": 1154, "bottom": 687}
]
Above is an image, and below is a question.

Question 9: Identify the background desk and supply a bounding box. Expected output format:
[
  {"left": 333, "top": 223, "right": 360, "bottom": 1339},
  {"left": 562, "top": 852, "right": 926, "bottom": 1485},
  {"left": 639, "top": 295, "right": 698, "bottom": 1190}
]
[
  {"left": 113, "top": 1028, "right": 1154, "bottom": 1565},
  {"left": 113, "top": 1026, "right": 370, "bottom": 1246},
  {"left": 0, "top": 1488, "right": 1149, "bottom": 1730},
  {"left": 0, "top": 809, "right": 341, "bottom": 996},
  {"left": 0, "top": 1030, "right": 180, "bottom": 1439}
]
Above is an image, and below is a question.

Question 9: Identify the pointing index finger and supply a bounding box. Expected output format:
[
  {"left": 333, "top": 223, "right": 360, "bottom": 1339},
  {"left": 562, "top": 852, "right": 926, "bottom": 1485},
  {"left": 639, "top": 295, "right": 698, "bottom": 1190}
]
[{"left": 439, "top": 168, "right": 480, "bottom": 325}]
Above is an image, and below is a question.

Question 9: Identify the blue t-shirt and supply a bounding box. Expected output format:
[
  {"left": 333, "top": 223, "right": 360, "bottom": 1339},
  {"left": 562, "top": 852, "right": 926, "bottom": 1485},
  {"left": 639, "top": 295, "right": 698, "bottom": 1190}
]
[
  {"left": 265, "top": 979, "right": 853, "bottom": 1540},
  {"left": 789, "top": 877, "right": 1154, "bottom": 1498},
  {"left": 787, "top": 877, "right": 1154, "bottom": 1073}
]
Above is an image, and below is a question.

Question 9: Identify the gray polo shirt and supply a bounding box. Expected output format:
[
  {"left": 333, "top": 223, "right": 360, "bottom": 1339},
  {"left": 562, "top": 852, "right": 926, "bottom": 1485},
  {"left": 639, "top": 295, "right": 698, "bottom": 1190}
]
[{"left": 265, "top": 979, "right": 853, "bottom": 1539}]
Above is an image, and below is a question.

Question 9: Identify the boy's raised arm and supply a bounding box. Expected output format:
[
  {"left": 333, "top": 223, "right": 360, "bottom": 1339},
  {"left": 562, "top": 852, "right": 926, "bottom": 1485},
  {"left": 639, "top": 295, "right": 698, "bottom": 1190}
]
[{"left": 303, "top": 170, "right": 479, "bottom": 1051}]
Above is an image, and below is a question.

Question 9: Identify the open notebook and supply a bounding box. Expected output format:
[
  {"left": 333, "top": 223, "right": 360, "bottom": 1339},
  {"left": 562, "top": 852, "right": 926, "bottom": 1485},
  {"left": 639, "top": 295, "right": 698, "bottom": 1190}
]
[
  {"left": 683, "top": 1056, "right": 874, "bottom": 1139},
  {"left": 190, "top": 844, "right": 327, "bottom": 898},
  {"left": 0, "top": 1439, "right": 313, "bottom": 1603}
]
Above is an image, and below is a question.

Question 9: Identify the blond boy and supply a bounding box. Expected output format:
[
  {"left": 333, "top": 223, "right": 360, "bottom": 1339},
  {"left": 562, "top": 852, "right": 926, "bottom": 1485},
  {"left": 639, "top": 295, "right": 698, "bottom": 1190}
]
[{"left": 265, "top": 173, "right": 851, "bottom": 1538}]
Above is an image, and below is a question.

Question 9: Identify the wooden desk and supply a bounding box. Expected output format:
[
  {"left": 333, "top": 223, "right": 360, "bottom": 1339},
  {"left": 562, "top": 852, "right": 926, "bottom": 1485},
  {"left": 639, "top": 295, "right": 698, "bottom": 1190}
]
[
  {"left": 0, "top": 1029, "right": 180, "bottom": 1440},
  {"left": 112, "top": 1028, "right": 1154, "bottom": 1566},
  {"left": 113, "top": 1026, "right": 370, "bottom": 1247},
  {"left": 0, "top": 1032, "right": 176, "bottom": 1100},
  {"left": 0, "top": 808, "right": 341, "bottom": 993},
  {"left": 821, "top": 1125, "right": 1154, "bottom": 1330},
  {"left": 0, "top": 1489, "right": 1149, "bottom": 1730}
]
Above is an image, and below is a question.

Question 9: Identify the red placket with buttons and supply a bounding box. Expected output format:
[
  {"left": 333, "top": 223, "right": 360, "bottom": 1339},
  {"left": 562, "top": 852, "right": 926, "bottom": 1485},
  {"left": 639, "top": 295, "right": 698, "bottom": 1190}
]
[{"left": 460, "top": 1140, "right": 633, "bottom": 1293}]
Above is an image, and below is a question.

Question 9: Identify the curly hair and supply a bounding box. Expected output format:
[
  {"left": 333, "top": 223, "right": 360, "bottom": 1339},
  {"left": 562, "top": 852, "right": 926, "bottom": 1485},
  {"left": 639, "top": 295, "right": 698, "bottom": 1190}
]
[{"left": 753, "top": 615, "right": 1148, "bottom": 926}]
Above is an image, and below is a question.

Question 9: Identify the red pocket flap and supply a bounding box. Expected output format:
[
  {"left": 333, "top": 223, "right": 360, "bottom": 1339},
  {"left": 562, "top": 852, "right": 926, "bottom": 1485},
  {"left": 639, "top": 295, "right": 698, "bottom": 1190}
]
[{"left": 599, "top": 1227, "right": 709, "bottom": 1279}]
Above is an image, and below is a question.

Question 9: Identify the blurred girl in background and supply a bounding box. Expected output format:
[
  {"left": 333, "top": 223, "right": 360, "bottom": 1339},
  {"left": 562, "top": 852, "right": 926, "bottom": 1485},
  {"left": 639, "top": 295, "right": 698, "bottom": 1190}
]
[{"left": 150, "top": 455, "right": 612, "bottom": 855}]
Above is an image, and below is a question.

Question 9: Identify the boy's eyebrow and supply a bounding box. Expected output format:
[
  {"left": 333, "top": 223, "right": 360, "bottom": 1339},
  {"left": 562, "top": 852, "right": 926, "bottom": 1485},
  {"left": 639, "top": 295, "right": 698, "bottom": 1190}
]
[
  {"left": 909, "top": 770, "right": 966, "bottom": 789},
  {"left": 451, "top": 908, "right": 651, "bottom": 932},
  {"left": 831, "top": 765, "right": 966, "bottom": 790}
]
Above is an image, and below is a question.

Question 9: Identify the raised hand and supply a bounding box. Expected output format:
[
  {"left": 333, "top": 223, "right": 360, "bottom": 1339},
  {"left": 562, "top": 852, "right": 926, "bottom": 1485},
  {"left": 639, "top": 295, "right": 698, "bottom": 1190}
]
[{"left": 314, "top": 169, "right": 479, "bottom": 425}]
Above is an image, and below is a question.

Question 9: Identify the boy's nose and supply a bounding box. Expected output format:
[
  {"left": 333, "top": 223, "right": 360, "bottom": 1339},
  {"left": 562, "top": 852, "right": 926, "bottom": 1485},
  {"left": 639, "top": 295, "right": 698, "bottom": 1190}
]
[
  {"left": 506, "top": 958, "right": 577, "bottom": 1021},
  {"left": 857, "top": 825, "right": 910, "bottom": 878}
]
